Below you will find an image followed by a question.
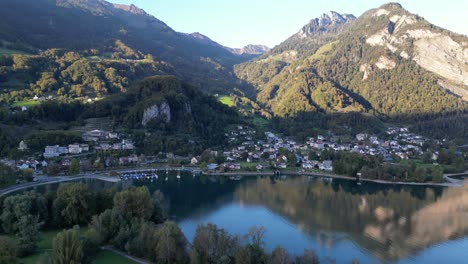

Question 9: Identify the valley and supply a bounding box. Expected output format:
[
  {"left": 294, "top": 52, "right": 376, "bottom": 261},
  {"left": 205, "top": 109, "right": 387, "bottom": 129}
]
[{"left": 0, "top": 0, "right": 466, "bottom": 263}]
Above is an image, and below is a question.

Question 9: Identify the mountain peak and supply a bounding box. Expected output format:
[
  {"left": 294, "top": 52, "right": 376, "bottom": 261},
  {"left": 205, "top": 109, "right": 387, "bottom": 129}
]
[
  {"left": 380, "top": 2, "right": 403, "bottom": 10},
  {"left": 230, "top": 45, "right": 270, "bottom": 55},
  {"left": 297, "top": 11, "right": 356, "bottom": 39},
  {"left": 112, "top": 3, "right": 148, "bottom": 15}
]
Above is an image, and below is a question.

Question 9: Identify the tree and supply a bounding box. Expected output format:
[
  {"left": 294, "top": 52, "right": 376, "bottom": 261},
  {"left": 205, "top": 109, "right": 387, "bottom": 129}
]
[
  {"left": 52, "top": 183, "right": 94, "bottom": 227},
  {"left": 113, "top": 187, "right": 153, "bottom": 220},
  {"left": 0, "top": 236, "right": 19, "bottom": 264},
  {"left": 244, "top": 225, "right": 265, "bottom": 248},
  {"left": 269, "top": 246, "right": 290, "bottom": 264},
  {"left": 0, "top": 163, "right": 16, "bottom": 187},
  {"left": 191, "top": 223, "right": 238, "bottom": 264},
  {"left": 155, "top": 221, "right": 188, "bottom": 264},
  {"left": 152, "top": 190, "right": 169, "bottom": 223},
  {"left": 15, "top": 215, "right": 40, "bottom": 256},
  {"left": 234, "top": 226, "right": 268, "bottom": 264},
  {"left": 68, "top": 159, "right": 80, "bottom": 175},
  {"left": 50, "top": 226, "right": 83, "bottom": 264},
  {"left": 1, "top": 191, "right": 47, "bottom": 255},
  {"left": 294, "top": 249, "right": 320, "bottom": 264}
]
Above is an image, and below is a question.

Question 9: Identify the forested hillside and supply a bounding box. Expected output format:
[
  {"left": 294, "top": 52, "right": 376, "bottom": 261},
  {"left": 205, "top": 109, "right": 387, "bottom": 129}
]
[
  {"left": 235, "top": 3, "right": 468, "bottom": 139},
  {"left": 0, "top": 0, "right": 258, "bottom": 97}
]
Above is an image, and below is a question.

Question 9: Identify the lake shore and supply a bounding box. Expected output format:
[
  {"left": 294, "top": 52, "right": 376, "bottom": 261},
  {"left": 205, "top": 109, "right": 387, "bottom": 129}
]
[{"left": 1, "top": 167, "right": 465, "bottom": 198}]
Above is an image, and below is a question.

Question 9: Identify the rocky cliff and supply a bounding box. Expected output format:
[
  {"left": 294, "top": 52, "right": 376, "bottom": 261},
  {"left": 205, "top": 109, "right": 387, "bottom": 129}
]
[{"left": 141, "top": 102, "right": 171, "bottom": 126}]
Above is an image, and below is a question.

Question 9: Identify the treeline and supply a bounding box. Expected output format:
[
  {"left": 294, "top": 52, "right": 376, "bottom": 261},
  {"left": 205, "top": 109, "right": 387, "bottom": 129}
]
[
  {"left": 317, "top": 150, "right": 447, "bottom": 183},
  {"left": 270, "top": 111, "right": 385, "bottom": 142},
  {"left": 0, "top": 48, "right": 170, "bottom": 103},
  {"left": 0, "top": 183, "right": 347, "bottom": 264}
]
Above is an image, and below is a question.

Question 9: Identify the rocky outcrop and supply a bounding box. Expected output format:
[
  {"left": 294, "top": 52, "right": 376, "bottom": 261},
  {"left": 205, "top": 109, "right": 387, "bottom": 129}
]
[
  {"left": 438, "top": 80, "right": 468, "bottom": 101},
  {"left": 413, "top": 35, "right": 468, "bottom": 86},
  {"left": 141, "top": 103, "right": 171, "bottom": 126},
  {"left": 375, "top": 56, "right": 396, "bottom": 70},
  {"left": 229, "top": 45, "right": 270, "bottom": 55},
  {"left": 365, "top": 8, "right": 468, "bottom": 88},
  {"left": 297, "top": 11, "right": 356, "bottom": 39}
]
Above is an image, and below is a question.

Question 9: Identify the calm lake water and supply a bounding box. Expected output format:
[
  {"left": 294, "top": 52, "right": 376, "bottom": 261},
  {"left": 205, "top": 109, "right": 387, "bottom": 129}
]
[{"left": 21, "top": 174, "right": 468, "bottom": 263}]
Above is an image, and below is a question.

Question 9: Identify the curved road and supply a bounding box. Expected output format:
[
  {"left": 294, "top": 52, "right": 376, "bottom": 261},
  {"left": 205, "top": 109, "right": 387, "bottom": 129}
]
[{"left": 0, "top": 174, "right": 120, "bottom": 197}]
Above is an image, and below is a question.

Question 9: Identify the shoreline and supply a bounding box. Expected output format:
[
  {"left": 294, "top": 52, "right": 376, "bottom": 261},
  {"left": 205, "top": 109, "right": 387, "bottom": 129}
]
[
  {"left": 204, "top": 170, "right": 465, "bottom": 187},
  {"left": 1, "top": 168, "right": 465, "bottom": 197}
]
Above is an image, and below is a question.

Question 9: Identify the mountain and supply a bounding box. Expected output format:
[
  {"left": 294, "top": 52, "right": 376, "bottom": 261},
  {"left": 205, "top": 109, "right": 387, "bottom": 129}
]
[
  {"left": 0, "top": 0, "right": 261, "bottom": 95},
  {"left": 84, "top": 75, "right": 242, "bottom": 154},
  {"left": 234, "top": 3, "right": 468, "bottom": 138},
  {"left": 187, "top": 32, "right": 269, "bottom": 57},
  {"left": 228, "top": 45, "right": 270, "bottom": 56},
  {"left": 234, "top": 11, "right": 356, "bottom": 88}
]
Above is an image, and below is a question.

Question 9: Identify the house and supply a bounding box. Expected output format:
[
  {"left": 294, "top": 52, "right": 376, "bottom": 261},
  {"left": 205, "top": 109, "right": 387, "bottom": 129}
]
[
  {"left": 356, "top": 133, "right": 368, "bottom": 141},
  {"left": 61, "top": 159, "right": 71, "bottom": 167},
  {"left": 18, "top": 140, "right": 28, "bottom": 151},
  {"left": 80, "top": 144, "right": 89, "bottom": 152},
  {"left": 206, "top": 163, "right": 219, "bottom": 171},
  {"left": 58, "top": 147, "right": 68, "bottom": 154},
  {"left": 302, "top": 160, "right": 319, "bottom": 169},
  {"left": 122, "top": 140, "right": 134, "bottom": 150},
  {"left": 21, "top": 106, "right": 27, "bottom": 112},
  {"left": 319, "top": 160, "right": 333, "bottom": 171},
  {"left": 17, "top": 163, "right": 30, "bottom": 170},
  {"left": 68, "top": 144, "right": 82, "bottom": 154},
  {"left": 276, "top": 155, "right": 288, "bottom": 163},
  {"left": 44, "top": 145, "right": 61, "bottom": 158},
  {"left": 256, "top": 164, "right": 264, "bottom": 171},
  {"left": 225, "top": 163, "right": 241, "bottom": 170},
  {"left": 277, "top": 163, "right": 287, "bottom": 169},
  {"left": 112, "top": 143, "right": 122, "bottom": 150},
  {"left": 191, "top": 157, "right": 199, "bottom": 165}
]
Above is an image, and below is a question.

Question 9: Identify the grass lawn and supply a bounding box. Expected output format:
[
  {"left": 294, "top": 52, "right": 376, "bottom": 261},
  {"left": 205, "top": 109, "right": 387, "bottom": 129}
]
[
  {"left": 20, "top": 228, "right": 89, "bottom": 264},
  {"left": 92, "top": 250, "right": 139, "bottom": 264},
  {"left": 11, "top": 100, "right": 40, "bottom": 108},
  {"left": 19, "top": 230, "right": 59, "bottom": 264},
  {"left": 240, "top": 161, "right": 259, "bottom": 169},
  {"left": 218, "top": 95, "right": 235, "bottom": 107}
]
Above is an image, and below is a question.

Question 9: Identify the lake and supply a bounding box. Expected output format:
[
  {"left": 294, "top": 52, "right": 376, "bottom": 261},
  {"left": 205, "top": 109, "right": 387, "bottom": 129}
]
[{"left": 20, "top": 174, "right": 468, "bottom": 263}]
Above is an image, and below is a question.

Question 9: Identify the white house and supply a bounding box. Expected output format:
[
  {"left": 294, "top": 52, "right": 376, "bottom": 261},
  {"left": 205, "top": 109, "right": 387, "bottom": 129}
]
[
  {"left": 319, "top": 160, "right": 333, "bottom": 171},
  {"left": 44, "top": 145, "right": 61, "bottom": 158},
  {"left": 68, "top": 143, "right": 82, "bottom": 154},
  {"left": 356, "top": 133, "right": 368, "bottom": 141},
  {"left": 18, "top": 140, "right": 28, "bottom": 151},
  {"left": 191, "top": 157, "right": 198, "bottom": 165}
]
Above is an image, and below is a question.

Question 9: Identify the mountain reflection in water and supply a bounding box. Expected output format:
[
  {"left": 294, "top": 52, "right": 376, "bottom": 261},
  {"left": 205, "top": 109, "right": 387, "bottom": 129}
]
[{"left": 133, "top": 174, "right": 468, "bottom": 262}]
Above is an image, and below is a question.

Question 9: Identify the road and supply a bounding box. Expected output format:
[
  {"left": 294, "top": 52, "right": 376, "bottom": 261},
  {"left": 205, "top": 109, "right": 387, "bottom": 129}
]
[{"left": 0, "top": 174, "right": 120, "bottom": 197}]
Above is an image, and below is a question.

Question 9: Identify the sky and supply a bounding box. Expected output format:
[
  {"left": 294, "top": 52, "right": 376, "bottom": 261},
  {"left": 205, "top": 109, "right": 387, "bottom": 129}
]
[{"left": 107, "top": 0, "right": 468, "bottom": 48}]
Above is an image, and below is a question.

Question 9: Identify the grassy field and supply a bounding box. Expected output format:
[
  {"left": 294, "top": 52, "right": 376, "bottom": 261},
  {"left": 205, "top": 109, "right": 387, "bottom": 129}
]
[
  {"left": 20, "top": 230, "right": 60, "bottom": 264},
  {"left": 240, "top": 161, "right": 259, "bottom": 169},
  {"left": 11, "top": 100, "right": 40, "bottom": 108},
  {"left": 218, "top": 95, "right": 235, "bottom": 107},
  {"left": 19, "top": 228, "right": 136, "bottom": 263},
  {"left": 92, "top": 250, "right": 138, "bottom": 264},
  {"left": 20, "top": 228, "right": 91, "bottom": 264}
]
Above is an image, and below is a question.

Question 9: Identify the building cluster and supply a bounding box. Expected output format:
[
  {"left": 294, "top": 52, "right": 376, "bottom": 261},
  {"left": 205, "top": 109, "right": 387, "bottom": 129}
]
[
  {"left": 198, "top": 126, "right": 432, "bottom": 172},
  {"left": 43, "top": 143, "right": 90, "bottom": 158}
]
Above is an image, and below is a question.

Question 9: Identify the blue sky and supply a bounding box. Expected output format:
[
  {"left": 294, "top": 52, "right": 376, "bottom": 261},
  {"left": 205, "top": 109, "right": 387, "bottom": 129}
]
[{"left": 108, "top": 0, "right": 468, "bottom": 48}]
